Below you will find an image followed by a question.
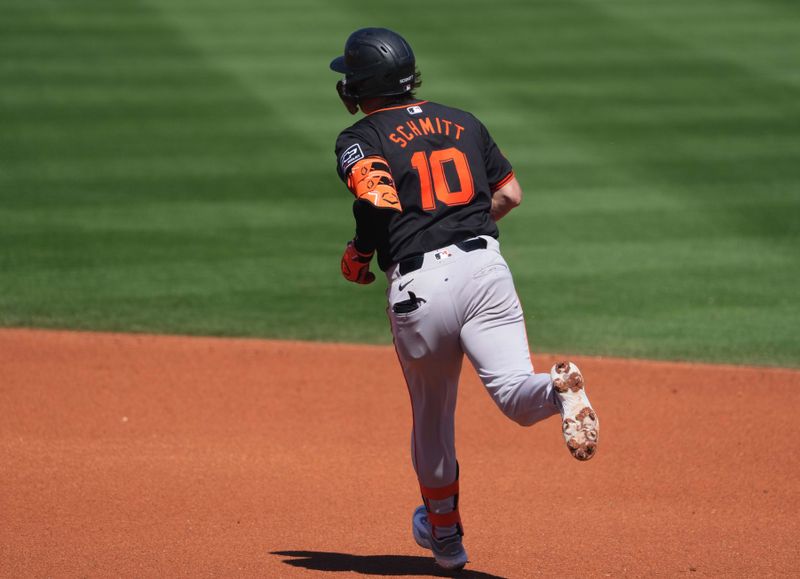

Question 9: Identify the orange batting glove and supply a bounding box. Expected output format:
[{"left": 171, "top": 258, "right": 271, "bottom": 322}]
[{"left": 341, "top": 240, "right": 376, "bottom": 284}]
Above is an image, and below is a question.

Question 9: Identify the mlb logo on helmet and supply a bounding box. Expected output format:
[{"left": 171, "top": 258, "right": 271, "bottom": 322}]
[{"left": 400, "top": 74, "right": 414, "bottom": 92}]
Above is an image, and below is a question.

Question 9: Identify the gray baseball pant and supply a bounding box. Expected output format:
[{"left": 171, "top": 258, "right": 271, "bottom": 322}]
[{"left": 387, "top": 236, "right": 559, "bottom": 494}]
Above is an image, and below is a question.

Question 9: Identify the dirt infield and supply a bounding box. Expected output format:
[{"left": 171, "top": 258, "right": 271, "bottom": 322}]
[{"left": 1, "top": 329, "right": 798, "bottom": 578}]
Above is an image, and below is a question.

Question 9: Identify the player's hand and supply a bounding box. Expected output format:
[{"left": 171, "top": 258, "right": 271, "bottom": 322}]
[{"left": 341, "top": 240, "right": 376, "bottom": 284}]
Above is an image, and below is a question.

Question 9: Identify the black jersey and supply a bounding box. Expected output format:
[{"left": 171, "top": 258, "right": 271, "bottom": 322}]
[{"left": 335, "top": 100, "right": 514, "bottom": 271}]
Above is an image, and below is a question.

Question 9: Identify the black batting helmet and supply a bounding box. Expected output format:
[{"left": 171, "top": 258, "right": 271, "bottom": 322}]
[{"left": 330, "top": 28, "right": 416, "bottom": 99}]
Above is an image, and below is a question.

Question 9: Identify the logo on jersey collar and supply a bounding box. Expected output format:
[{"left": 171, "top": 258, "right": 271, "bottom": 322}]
[
  {"left": 339, "top": 143, "right": 365, "bottom": 172},
  {"left": 406, "top": 105, "right": 423, "bottom": 115}
]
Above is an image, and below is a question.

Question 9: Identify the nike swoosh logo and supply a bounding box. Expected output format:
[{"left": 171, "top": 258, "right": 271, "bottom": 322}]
[{"left": 398, "top": 279, "right": 414, "bottom": 291}]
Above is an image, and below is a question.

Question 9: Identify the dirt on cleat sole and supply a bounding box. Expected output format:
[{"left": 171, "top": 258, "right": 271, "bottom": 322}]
[{"left": 552, "top": 362, "right": 600, "bottom": 461}]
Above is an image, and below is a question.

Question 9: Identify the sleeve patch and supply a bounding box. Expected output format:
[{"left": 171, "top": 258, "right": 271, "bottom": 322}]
[
  {"left": 339, "top": 143, "right": 365, "bottom": 173},
  {"left": 347, "top": 157, "right": 403, "bottom": 212}
]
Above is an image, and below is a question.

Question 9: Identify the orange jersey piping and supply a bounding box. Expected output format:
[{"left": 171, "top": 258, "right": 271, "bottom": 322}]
[{"left": 490, "top": 171, "right": 515, "bottom": 193}]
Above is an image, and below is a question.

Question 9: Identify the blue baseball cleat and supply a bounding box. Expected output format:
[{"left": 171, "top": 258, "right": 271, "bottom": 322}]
[{"left": 412, "top": 505, "right": 468, "bottom": 571}]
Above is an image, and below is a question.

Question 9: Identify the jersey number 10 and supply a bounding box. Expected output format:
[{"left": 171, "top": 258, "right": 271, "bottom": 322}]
[{"left": 410, "top": 147, "right": 475, "bottom": 211}]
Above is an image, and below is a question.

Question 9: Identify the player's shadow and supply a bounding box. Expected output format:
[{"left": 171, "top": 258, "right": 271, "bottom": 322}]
[{"left": 270, "top": 550, "right": 506, "bottom": 578}]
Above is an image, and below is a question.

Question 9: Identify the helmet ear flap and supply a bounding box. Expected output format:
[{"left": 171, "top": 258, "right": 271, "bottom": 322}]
[{"left": 336, "top": 80, "right": 359, "bottom": 115}]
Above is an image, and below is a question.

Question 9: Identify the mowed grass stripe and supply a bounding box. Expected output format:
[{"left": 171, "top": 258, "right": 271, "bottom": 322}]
[
  {"left": 373, "top": 0, "right": 799, "bottom": 364},
  {"left": 1, "top": 0, "right": 798, "bottom": 365},
  {"left": 145, "top": 0, "right": 354, "bottom": 140},
  {"left": 583, "top": 0, "right": 800, "bottom": 85},
  {"left": 1, "top": 0, "right": 365, "bottom": 338}
]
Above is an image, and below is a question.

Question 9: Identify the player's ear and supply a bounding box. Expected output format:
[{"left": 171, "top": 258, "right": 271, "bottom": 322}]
[{"left": 337, "top": 80, "right": 359, "bottom": 115}]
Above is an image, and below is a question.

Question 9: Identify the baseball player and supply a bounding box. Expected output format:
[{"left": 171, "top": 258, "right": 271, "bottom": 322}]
[{"left": 331, "top": 28, "right": 599, "bottom": 571}]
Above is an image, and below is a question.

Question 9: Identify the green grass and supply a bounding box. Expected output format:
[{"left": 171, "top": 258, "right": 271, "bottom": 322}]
[{"left": 1, "top": 0, "right": 799, "bottom": 366}]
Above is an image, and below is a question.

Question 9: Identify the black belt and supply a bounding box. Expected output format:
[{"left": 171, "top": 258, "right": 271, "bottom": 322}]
[{"left": 398, "top": 237, "right": 488, "bottom": 275}]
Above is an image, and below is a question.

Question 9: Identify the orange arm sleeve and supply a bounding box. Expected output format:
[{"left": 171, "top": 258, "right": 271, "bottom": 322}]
[{"left": 346, "top": 156, "right": 402, "bottom": 212}]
